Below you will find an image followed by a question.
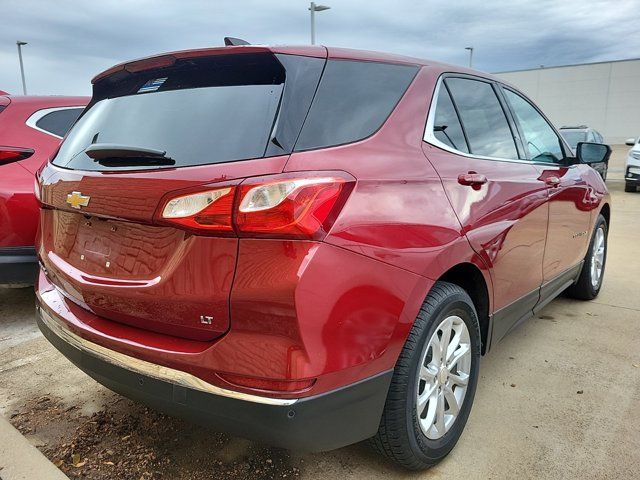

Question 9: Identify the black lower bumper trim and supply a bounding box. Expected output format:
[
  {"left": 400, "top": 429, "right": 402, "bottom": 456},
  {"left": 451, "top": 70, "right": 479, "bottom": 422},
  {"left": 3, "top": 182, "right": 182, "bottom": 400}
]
[
  {"left": 0, "top": 247, "right": 37, "bottom": 285},
  {"left": 37, "top": 309, "right": 392, "bottom": 452}
]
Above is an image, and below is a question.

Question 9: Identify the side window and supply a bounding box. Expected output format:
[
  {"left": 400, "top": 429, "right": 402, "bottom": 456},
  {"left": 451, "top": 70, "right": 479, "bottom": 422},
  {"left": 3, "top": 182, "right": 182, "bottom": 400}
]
[
  {"left": 295, "top": 60, "right": 418, "bottom": 151},
  {"left": 502, "top": 89, "right": 564, "bottom": 163},
  {"left": 444, "top": 78, "right": 518, "bottom": 159},
  {"left": 34, "top": 108, "right": 84, "bottom": 137},
  {"left": 431, "top": 85, "right": 469, "bottom": 152}
]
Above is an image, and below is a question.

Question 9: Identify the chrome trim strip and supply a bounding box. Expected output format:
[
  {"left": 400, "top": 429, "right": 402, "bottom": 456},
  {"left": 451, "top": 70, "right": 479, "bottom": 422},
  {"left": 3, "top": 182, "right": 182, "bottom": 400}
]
[
  {"left": 25, "top": 106, "right": 84, "bottom": 139},
  {"left": 36, "top": 304, "right": 298, "bottom": 406}
]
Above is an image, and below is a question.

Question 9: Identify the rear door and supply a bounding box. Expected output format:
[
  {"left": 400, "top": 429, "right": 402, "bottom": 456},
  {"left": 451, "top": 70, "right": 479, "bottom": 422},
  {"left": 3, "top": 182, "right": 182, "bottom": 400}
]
[
  {"left": 423, "top": 75, "right": 549, "bottom": 343},
  {"left": 500, "top": 87, "right": 592, "bottom": 303},
  {"left": 38, "top": 51, "right": 325, "bottom": 341}
]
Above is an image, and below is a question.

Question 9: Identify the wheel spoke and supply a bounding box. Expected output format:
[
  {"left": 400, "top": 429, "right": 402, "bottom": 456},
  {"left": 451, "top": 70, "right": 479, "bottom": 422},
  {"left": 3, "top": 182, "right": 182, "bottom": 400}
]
[
  {"left": 447, "top": 343, "right": 470, "bottom": 371},
  {"left": 443, "top": 385, "right": 460, "bottom": 415},
  {"left": 448, "top": 372, "right": 469, "bottom": 386},
  {"left": 417, "top": 383, "right": 437, "bottom": 413},
  {"left": 419, "top": 364, "right": 437, "bottom": 383},
  {"left": 435, "top": 391, "right": 446, "bottom": 434},
  {"left": 438, "top": 318, "right": 453, "bottom": 363}
]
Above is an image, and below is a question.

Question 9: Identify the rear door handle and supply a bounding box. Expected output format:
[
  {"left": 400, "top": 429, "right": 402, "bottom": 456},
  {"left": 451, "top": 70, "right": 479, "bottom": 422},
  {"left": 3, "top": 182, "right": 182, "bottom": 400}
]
[
  {"left": 545, "top": 176, "right": 561, "bottom": 187},
  {"left": 458, "top": 173, "right": 488, "bottom": 187}
]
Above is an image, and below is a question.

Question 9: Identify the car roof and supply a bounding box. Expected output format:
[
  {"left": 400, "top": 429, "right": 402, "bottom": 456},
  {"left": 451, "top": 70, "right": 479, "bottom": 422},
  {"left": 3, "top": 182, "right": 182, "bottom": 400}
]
[
  {"left": 0, "top": 95, "right": 89, "bottom": 108},
  {"left": 92, "top": 44, "right": 501, "bottom": 84}
]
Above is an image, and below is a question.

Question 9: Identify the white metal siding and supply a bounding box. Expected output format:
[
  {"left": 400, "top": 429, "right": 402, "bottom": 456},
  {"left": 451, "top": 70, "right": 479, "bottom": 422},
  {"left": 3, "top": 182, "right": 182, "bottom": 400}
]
[{"left": 496, "top": 59, "right": 640, "bottom": 144}]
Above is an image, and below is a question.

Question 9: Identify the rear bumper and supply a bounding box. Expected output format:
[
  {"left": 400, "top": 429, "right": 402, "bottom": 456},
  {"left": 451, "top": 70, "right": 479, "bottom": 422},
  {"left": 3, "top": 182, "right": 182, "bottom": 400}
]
[
  {"left": 36, "top": 301, "right": 392, "bottom": 451},
  {"left": 0, "top": 247, "right": 37, "bottom": 285}
]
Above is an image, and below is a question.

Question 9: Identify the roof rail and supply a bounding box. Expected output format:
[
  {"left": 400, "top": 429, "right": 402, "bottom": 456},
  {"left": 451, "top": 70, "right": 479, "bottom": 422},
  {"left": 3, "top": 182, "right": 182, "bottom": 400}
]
[
  {"left": 224, "top": 37, "right": 250, "bottom": 46},
  {"left": 560, "top": 125, "right": 588, "bottom": 129}
]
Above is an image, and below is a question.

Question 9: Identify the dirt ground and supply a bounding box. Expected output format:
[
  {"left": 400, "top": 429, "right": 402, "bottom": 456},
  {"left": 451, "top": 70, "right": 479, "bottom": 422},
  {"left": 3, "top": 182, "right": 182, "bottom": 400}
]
[{"left": 1, "top": 146, "right": 639, "bottom": 479}]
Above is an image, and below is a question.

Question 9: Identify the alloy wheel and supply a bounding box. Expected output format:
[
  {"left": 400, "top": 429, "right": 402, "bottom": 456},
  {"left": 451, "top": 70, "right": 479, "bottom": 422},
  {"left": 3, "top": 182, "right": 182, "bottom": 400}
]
[
  {"left": 590, "top": 226, "right": 606, "bottom": 288},
  {"left": 416, "top": 315, "right": 472, "bottom": 440}
]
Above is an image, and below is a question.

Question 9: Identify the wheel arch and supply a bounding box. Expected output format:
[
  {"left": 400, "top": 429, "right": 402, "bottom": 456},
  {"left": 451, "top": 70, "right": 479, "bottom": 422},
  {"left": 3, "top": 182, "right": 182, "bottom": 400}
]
[
  {"left": 599, "top": 202, "right": 610, "bottom": 227},
  {"left": 438, "top": 262, "right": 491, "bottom": 355}
]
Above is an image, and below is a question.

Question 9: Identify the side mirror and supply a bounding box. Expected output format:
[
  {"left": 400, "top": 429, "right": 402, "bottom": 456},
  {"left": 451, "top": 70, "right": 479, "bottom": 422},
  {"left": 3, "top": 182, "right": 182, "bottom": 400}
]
[
  {"left": 577, "top": 142, "right": 611, "bottom": 164},
  {"left": 626, "top": 138, "right": 637, "bottom": 146}
]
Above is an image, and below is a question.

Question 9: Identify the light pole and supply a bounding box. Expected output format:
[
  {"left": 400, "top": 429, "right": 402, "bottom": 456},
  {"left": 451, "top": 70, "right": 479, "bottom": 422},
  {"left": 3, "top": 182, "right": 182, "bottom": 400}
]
[
  {"left": 465, "top": 46, "right": 474, "bottom": 69},
  {"left": 16, "top": 41, "right": 28, "bottom": 95},
  {"left": 309, "top": 2, "right": 330, "bottom": 45}
]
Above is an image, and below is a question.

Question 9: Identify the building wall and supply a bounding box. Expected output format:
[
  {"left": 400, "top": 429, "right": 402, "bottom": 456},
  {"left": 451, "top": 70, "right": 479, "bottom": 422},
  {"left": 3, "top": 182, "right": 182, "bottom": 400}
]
[{"left": 495, "top": 59, "right": 640, "bottom": 144}]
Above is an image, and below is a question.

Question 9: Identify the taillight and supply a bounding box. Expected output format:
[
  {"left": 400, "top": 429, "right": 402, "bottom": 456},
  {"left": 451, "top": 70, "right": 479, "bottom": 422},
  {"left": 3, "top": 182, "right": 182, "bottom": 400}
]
[
  {"left": 160, "top": 186, "right": 236, "bottom": 234},
  {"left": 0, "top": 146, "right": 34, "bottom": 166},
  {"left": 158, "top": 172, "right": 355, "bottom": 239},
  {"left": 235, "top": 173, "right": 354, "bottom": 239}
]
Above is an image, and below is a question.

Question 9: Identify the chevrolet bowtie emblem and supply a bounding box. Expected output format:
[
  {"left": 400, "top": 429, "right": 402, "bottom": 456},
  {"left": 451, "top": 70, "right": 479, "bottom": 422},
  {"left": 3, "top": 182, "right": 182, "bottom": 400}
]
[{"left": 66, "top": 191, "right": 90, "bottom": 209}]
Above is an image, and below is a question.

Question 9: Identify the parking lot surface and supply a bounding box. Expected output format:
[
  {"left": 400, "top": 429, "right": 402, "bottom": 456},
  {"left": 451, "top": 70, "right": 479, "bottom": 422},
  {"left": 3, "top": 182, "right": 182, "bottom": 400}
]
[{"left": 1, "top": 147, "right": 639, "bottom": 479}]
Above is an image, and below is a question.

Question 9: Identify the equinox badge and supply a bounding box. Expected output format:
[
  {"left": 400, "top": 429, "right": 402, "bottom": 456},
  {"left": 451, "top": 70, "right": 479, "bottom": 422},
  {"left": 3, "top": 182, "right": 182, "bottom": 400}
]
[{"left": 66, "top": 191, "right": 90, "bottom": 209}]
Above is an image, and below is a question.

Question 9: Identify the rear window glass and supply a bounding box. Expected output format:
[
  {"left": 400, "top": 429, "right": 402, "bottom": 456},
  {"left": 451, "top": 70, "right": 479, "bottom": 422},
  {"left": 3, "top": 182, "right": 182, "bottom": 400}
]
[
  {"left": 294, "top": 60, "right": 418, "bottom": 151},
  {"left": 35, "top": 108, "right": 84, "bottom": 137},
  {"left": 53, "top": 53, "right": 323, "bottom": 171},
  {"left": 445, "top": 78, "right": 518, "bottom": 159}
]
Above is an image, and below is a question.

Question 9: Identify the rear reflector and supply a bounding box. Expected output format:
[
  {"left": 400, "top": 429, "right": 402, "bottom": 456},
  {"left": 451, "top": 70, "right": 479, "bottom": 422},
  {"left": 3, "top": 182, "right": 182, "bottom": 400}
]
[
  {"left": 0, "top": 146, "right": 34, "bottom": 166},
  {"left": 158, "top": 171, "right": 355, "bottom": 239},
  {"left": 218, "top": 372, "right": 316, "bottom": 393}
]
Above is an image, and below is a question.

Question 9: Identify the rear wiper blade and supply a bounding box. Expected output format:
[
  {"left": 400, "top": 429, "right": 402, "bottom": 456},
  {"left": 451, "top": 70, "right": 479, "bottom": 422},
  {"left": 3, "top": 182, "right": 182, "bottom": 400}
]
[{"left": 84, "top": 143, "right": 169, "bottom": 160}]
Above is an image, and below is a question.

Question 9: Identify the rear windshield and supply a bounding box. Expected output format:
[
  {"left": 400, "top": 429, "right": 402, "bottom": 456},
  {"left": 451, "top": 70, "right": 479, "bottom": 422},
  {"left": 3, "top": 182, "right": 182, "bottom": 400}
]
[
  {"left": 53, "top": 53, "right": 323, "bottom": 171},
  {"left": 53, "top": 54, "right": 418, "bottom": 171}
]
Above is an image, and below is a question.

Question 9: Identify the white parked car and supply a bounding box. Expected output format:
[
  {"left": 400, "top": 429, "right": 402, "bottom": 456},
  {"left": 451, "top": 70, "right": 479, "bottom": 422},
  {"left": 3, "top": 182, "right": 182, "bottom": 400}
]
[{"left": 625, "top": 136, "right": 640, "bottom": 192}]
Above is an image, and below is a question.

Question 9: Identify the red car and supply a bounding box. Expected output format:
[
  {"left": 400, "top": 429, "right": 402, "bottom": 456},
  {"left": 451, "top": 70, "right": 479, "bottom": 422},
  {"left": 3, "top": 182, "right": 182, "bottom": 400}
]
[
  {"left": 0, "top": 92, "right": 87, "bottom": 284},
  {"left": 35, "top": 44, "right": 611, "bottom": 469}
]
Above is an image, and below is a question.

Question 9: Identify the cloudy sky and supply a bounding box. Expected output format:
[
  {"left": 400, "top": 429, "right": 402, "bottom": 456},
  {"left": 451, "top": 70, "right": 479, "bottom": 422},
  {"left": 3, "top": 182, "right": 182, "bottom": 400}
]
[{"left": 1, "top": 0, "right": 638, "bottom": 96}]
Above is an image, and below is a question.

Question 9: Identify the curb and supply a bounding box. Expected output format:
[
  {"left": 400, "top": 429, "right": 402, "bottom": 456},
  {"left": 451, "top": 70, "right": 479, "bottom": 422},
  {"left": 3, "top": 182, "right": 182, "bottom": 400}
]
[{"left": 0, "top": 414, "right": 69, "bottom": 480}]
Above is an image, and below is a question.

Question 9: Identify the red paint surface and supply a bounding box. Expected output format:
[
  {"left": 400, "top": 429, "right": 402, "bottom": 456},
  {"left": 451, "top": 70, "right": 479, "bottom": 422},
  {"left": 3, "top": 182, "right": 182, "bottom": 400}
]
[{"left": 0, "top": 95, "right": 88, "bottom": 248}]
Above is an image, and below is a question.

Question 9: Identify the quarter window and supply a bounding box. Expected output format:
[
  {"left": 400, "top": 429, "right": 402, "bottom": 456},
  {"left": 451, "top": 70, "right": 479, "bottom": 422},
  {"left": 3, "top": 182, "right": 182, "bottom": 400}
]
[
  {"left": 432, "top": 85, "right": 468, "bottom": 152},
  {"left": 503, "top": 89, "right": 564, "bottom": 163},
  {"left": 35, "top": 108, "right": 84, "bottom": 137},
  {"left": 444, "top": 78, "right": 518, "bottom": 159},
  {"left": 295, "top": 60, "right": 418, "bottom": 151}
]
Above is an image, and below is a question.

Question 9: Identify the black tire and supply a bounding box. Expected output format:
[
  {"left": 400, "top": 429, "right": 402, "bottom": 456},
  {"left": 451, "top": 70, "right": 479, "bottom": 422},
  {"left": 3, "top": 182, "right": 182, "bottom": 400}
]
[
  {"left": 370, "top": 281, "right": 481, "bottom": 470},
  {"left": 565, "top": 214, "right": 608, "bottom": 300},
  {"left": 625, "top": 182, "right": 636, "bottom": 193}
]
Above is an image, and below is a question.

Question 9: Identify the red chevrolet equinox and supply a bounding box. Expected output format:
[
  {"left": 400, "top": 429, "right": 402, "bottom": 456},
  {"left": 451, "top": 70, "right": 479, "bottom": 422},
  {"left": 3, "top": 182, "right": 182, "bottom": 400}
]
[{"left": 35, "top": 44, "right": 611, "bottom": 469}]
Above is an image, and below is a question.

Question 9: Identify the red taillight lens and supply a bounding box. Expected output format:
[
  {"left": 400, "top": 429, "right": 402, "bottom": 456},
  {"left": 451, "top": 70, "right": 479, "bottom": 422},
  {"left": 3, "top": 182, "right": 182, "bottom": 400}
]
[
  {"left": 235, "top": 173, "right": 354, "bottom": 239},
  {"left": 160, "top": 186, "right": 236, "bottom": 234},
  {"left": 158, "top": 172, "right": 354, "bottom": 239},
  {"left": 0, "top": 146, "right": 34, "bottom": 166}
]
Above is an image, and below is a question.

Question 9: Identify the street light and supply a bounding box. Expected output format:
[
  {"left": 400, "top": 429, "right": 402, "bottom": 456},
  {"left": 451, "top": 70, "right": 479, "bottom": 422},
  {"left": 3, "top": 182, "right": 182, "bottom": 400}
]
[
  {"left": 16, "top": 41, "right": 28, "bottom": 95},
  {"left": 309, "top": 2, "right": 330, "bottom": 45},
  {"left": 465, "top": 46, "right": 474, "bottom": 69}
]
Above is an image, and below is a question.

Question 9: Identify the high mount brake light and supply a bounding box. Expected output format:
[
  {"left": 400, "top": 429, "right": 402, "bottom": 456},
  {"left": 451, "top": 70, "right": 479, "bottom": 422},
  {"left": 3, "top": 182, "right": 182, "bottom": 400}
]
[
  {"left": 0, "top": 146, "right": 34, "bottom": 166},
  {"left": 159, "top": 172, "right": 355, "bottom": 239}
]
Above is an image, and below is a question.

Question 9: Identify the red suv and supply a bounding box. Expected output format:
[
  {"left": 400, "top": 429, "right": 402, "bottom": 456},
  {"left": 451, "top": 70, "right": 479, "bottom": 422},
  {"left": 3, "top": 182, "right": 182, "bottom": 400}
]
[
  {"left": 35, "top": 45, "right": 611, "bottom": 469},
  {"left": 0, "top": 93, "right": 87, "bottom": 284}
]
